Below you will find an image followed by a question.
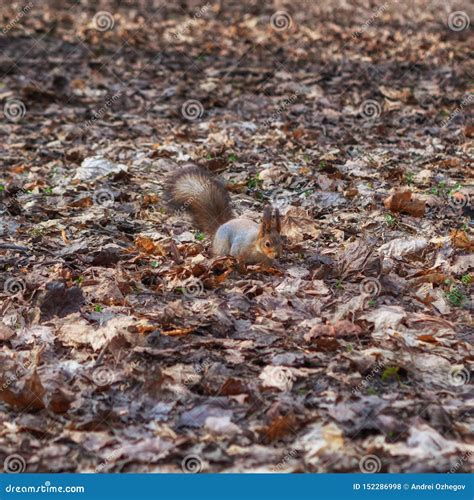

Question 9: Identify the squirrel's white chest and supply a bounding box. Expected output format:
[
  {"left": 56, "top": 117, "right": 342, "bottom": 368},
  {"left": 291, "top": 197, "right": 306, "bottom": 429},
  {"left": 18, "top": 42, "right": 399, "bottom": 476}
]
[{"left": 212, "top": 218, "right": 260, "bottom": 261}]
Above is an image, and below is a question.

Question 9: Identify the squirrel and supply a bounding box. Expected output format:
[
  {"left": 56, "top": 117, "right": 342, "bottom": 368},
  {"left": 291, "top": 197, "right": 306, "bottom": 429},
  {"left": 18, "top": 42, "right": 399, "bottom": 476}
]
[{"left": 165, "top": 166, "right": 282, "bottom": 265}]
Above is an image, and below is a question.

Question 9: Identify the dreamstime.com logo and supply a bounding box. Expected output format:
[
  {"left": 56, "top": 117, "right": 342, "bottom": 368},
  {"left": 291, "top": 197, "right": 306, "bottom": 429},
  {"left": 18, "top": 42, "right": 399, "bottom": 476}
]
[
  {"left": 447, "top": 11, "right": 470, "bottom": 32},
  {"left": 5, "top": 481, "right": 85, "bottom": 493},
  {"left": 271, "top": 449, "right": 299, "bottom": 472},
  {"left": 352, "top": 2, "right": 389, "bottom": 38},
  {"left": 173, "top": 2, "right": 211, "bottom": 40},
  {"left": 359, "top": 454, "right": 382, "bottom": 473},
  {"left": 181, "top": 454, "right": 203, "bottom": 473},
  {"left": 359, "top": 99, "right": 382, "bottom": 120},
  {"left": 180, "top": 277, "right": 205, "bottom": 299},
  {"left": 270, "top": 11, "right": 292, "bottom": 31},
  {"left": 0, "top": 186, "right": 28, "bottom": 213},
  {"left": 440, "top": 93, "right": 473, "bottom": 129},
  {"left": 448, "top": 366, "right": 470, "bottom": 387},
  {"left": 2, "top": 2, "right": 33, "bottom": 34},
  {"left": 3, "top": 454, "right": 26, "bottom": 473},
  {"left": 3, "top": 277, "right": 27, "bottom": 295},
  {"left": 81, "top": 91, "right": 122, "bottom": 130},
  {"left": 448, "top": 191, "right": 471, "bottom": 211},
  {"left": 352, "top": 361, "right": 385, "bottom": 395},
  {"left": 92, "top": 366, "right": 115, "bottom": 387},
  {"left": 182, "top": 359, "right": 212, "bottom": 387},
  {"left": 96, "top": 447, "right": 122, "bottom": 472},
  {"left": 3, "top": 98, "right": 26, "bottom": 122},
  {"left": 173, "top": 359, "right": 212, "bottom": 396},
  {"left": 359, "top": 277, "right": 381, "bottom": 297},
  {"left": 181, "top": 99, "right": 204, "bottom": 120},
  {"left": 1, "top": 359, "right": 32, "bottom": 392},
  {"left": 449, "top": 450, "right": 472, "bottom": 473},
  {"left": 93, "top": 188, "right": 115, "bottom": 206},
  {"left": 271, "top": 191, "right": 293, "bottom": 210},
  {"left": 92, "top": 11, "right": 115, "bottom": 31},
  {"left": 262, "top": 91, "right": 299, "bottom": 127},
  {"left": 2, "top": 309, "right": 26, "bottom": 331},
  {"left": 261, "top": 365, "right": 294, "bottom": 391}
]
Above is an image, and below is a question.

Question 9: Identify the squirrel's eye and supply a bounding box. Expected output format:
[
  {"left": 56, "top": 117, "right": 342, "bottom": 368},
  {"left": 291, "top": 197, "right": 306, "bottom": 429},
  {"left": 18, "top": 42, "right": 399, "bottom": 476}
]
[{"left": 265, "top": 241, "right": 271, "bottom": 247}]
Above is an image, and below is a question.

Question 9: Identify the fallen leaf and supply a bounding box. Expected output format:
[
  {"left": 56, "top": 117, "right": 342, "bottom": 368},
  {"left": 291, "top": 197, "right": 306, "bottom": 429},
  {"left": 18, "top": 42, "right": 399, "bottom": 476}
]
[
  {"left": 205, "top": 415, "right": 240, "bottom": 435},
  {"left": 37, "top": 281, "right": 85, "bottom": 321},
  {"left": 362, "top": 305, "right": 406, "bottom": 332},
  {"left": 379, "top": 86, "right": 411, "bottom": 103},
  {"left": 0, "top": 323, "right": 14, "bottom": 341},
  {"left": 450, "top": 230, "right": 474, "bottom": 251},
  {"left": 135, "top": 236, "right": 166, "bottom": 255},
  {"left": 264, "top": 415, "right": 297, "bottom": 442},
  {"left": 297, "top": 422, "right": 345, "bottom": 463},
  {"left": 73, "top": 156, "right": 127, "bottom": 182},
  {"left": 379, "top": 238, "right": 428, "bottom": 258},
  {"left": 178, "top": 404, "right": 233, "bottom": 428},
  {"left": 46, "top": 387, "right": 74, "bottom": 414},
  {"left": 281, "top": 207, "right": 321, "bottom": 241},
  {"left": 0, "top": 368, "right": 46, "bottom": 411},
  {"left": 304, "top": 320, "right": 362, "bottom": 341},
  {"left": 259, "top": 366, "right": 295, "bottom": 391},
  {"left": 336, "top": 238, "right": 380, "bottom": 279},
  {"left": 384, "top": 190, "right": 425, "bottom": 217},
  {"left": 161, "top": 326, "right": 195, "bottom": 337},
  {"left": 409, "top": 273, "right": 447, "bottom": 285}
]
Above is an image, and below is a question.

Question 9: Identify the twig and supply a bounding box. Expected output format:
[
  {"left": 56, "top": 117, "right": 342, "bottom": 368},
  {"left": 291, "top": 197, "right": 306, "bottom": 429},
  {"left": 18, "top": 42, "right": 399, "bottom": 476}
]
[{"left": 0, "top": 243, "right": 30, "bottom": 253}]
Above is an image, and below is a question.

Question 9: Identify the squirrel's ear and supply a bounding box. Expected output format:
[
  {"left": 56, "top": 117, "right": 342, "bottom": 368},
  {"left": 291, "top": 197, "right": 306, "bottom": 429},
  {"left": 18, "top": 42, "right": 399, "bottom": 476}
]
[
  {"left": 260, "top": 205, "right": 272, "bottom": 235},
  {"left": 274, "top": 208, "right": 281, "bottom": 233}
]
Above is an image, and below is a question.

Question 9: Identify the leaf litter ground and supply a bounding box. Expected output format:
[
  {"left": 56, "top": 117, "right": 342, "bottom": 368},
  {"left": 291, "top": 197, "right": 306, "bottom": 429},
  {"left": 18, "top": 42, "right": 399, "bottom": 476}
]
[{"left": 0, "top": 0, "right": 472, "bottom": 473}]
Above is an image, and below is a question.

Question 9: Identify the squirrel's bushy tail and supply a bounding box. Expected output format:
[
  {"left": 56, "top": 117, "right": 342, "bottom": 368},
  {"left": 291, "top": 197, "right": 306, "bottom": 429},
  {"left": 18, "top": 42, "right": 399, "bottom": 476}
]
[{"left": 165, "top": 166, "right": 234, "bottom": 235}]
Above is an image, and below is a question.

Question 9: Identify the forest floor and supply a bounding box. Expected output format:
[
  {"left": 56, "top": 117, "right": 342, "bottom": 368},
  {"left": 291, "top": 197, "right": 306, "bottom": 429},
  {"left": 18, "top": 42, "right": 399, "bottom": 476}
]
[{"left": 0, "top": 0, "right": 472, "bottom": 473}]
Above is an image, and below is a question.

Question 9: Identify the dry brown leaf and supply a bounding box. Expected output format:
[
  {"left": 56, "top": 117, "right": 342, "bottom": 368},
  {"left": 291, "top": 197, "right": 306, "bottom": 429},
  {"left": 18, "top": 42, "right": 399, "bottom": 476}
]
[
  {"left": 0, "top": 369, "right": 46, "bottom": 411},
  {"left": 437, "top": 158, "right": 461, "bottom": 168},
  {"left": 384, "top": 190, "right": 425, "bottom": 217},
  {"left": 264, "top": 415, "right": 297, "bottom": 442},
  {"left": 220, "top": 378, "right": 248, "bottom": 396},
  {"left": 281, "top": 207, "right": 321, "bottom": 241},
  {"left": 70, "top": 196, "right": 93, "bottom": 208},
  {"left": 47, "top": 387, "right": 74, "bottom": 414},
  {"left": 304, "top": 320, "right": 362, "bottom": 341},
  {"left": 203, "top": 271, "right": 232, "bottom": 288},
  {"left": 259, "top": 366, "right": 294, "bottom": 391},
  {"left": 134, "top": 323, "right": 156, "bottom": 335},
  {"left": 135, "top": 236, "right": 166, "bottom": 255},
  {"left": 379, "top": 85, "right": 411, "bottom": 103},
  {"left": 379, "top": 237, "right": 428, "bottom": 258},
  {"left": 161, "top": 326, "right": 195, "bottom": 337},
  {"left": 450, "top": 230, "right": 474, "bottom": 251},
  {"left": 312, "top": 337, "right": 341, "bottom": 351},
  {"left": 60, "top": 229, "right": 69, "bottom": 244},
  {"left": 336, "top": 238, "right": 380, "bottom": 279},
  {"left": 409, "top": 273, "right": 447, "bottom": 285},
  {"left": 417, "top": 334, "right": 438, "bottom": 343},
  {"left": 142, "top": 193, "right": 160, "bottom": 207},
  {"left": 0, "top": 323, "right": 15, "bottom": 341}
]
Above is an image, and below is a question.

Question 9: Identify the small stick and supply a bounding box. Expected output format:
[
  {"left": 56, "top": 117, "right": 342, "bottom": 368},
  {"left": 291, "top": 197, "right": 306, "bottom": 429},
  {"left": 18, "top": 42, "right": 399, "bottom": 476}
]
[
  {"left": 0, "top": 243, "right": 30, "bottom": 253},
  {"left": 168, "top": 240, "right": 183, "bottom": 264}
]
